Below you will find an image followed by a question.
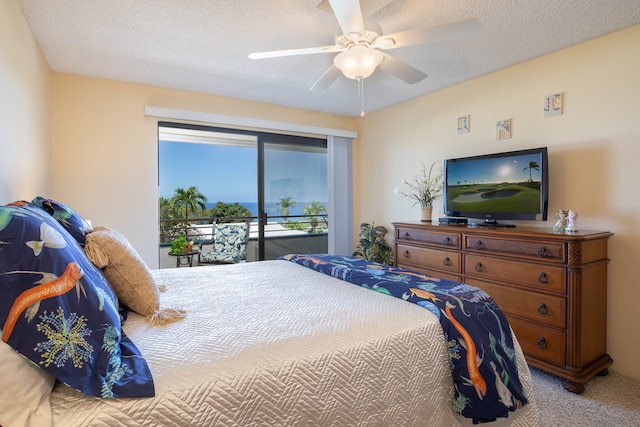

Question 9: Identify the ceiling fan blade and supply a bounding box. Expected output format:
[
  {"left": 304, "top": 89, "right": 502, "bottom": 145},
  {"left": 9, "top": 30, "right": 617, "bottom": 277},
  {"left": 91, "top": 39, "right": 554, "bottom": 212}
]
[
  {"left": 249, "top": 45, "right": 342, "bottom": 60},
  {"left": 328, "top": 0, "right": 366, "bottom": 41},
  {"left": 310, "top": 65, "right": 342, "bottom": 91},
  {"left": 379, "top": 53, "right": 427, "bottom": 84},
  {"left": 317, "top": 0, "right": 393, "bottom": 17},
  {"left": 316, "top": 0, "right": 332, "bottom": 13},
  {"left": 375, "top": 18, "right": 481, "bottom": 50}
]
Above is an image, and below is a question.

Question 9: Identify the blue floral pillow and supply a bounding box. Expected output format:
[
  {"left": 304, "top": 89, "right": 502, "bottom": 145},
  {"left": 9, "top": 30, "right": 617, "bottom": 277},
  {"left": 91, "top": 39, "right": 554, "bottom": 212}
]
[
  {"left": 32, "top": 196, "right": 92, "bottom": 246},
  {"left": 0, "top": 201, "right": 154, "bottom": 398}
]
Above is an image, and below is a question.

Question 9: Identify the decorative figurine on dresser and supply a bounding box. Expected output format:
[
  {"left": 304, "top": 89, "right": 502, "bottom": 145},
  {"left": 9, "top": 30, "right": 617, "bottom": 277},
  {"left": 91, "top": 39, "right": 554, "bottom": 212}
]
[
  {"left": 565, "top": 209, "right": 579, "bottom": 233},
  {"left": 552, "top": 209, "right": 568, "bottom": 232},
  {"left": 393, "top": 221, "right": 613, "bottom": 393}
]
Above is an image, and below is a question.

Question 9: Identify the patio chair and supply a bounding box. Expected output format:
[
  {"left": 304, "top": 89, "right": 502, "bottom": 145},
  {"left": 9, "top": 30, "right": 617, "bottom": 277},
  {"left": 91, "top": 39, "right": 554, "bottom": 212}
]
[{"left": 198, "top": 219, "right": 250, "bottom": 264}]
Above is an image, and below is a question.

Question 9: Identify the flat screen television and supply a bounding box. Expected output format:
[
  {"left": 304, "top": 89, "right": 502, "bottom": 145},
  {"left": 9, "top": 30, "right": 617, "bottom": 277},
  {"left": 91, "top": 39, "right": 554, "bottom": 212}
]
[{"left": 443, "top": 147, "right": 549, "bottom": 226}]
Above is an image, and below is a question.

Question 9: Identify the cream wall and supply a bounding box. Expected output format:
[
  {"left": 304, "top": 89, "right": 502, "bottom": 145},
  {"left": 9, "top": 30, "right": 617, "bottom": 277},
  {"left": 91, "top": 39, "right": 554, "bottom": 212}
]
[
  {"left": 0, "top": 0, "right": 51, "bottom": 202},
  {"left": 51, "top": 74, "right": 357, "bottom": 268},
  {"left": 356, "top": 25, "right": 640, "bottom": 380}
]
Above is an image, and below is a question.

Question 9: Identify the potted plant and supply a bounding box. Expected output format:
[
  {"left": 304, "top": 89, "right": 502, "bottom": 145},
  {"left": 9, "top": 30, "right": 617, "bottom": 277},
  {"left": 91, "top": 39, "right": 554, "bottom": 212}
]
[
  {"left": 169, "top": 234, "right": 189, "bottom": 255},
  {"left": 398, "top": 161, "right": 443, "bottom": 222},
  {"left": 352, "top": 222, "right": 393, "bottom": 265}
]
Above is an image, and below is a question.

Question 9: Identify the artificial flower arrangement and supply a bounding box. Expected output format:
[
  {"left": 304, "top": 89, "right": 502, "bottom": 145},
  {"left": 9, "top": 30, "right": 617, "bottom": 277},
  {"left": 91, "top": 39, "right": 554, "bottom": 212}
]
[{"left": 398, "top": 161, "right": 444, "bottom": 207}]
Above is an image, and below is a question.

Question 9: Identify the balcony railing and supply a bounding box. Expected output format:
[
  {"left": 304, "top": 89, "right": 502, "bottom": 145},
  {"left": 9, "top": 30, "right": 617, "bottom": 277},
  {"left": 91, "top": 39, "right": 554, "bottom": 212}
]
[{"left": 159, "top": 215, "right": 328, "bottom": 267}]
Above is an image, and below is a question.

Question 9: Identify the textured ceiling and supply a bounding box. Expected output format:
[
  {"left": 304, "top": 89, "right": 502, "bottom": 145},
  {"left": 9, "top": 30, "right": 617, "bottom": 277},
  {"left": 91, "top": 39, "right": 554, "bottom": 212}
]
[{"left": 16, "top": 0, "right": 640, "bottom": 117}]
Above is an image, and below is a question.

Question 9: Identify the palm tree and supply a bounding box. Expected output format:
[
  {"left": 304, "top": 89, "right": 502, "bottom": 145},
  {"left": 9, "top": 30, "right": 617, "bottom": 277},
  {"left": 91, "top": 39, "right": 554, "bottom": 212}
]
[
  {"left": 303, "top": 201, "right": 327, "bottom": 233},
  {"left": 523, "top": 161, "right": 540, "bottom": 182},
  {"left": 159, "top": 196, "right": 174, "bottom": 219},
  {"left": 171, "top": 186, "right": 207, "bottom": 219},
  {"left": 276, "top": 197, "right": 296, "bottom": 221}
]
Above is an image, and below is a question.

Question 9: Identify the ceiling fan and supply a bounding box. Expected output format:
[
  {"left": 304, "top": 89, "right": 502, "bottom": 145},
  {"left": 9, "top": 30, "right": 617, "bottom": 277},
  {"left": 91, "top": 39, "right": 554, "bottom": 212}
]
[{"left": 248, "top": 0, "right": 481, "bottom": 93}]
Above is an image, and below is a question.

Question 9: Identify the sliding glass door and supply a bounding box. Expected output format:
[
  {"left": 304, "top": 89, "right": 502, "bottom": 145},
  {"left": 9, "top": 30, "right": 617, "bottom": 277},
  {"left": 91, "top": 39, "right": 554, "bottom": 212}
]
[
  {"left": 158, "top": 122, "right": 328, "bottom": 266},
  {"left": 259, "top": 135, "right": 328, "bottom": 260}
]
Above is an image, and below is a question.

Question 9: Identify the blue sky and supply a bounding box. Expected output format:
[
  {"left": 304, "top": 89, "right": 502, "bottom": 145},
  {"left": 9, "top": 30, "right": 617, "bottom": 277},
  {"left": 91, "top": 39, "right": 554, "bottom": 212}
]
[
  {"left": 159, "top": 141, "right": 257, "bottom": 202},
  {"left": 159, "top": 141, "right": 327, "bottom": 206}
]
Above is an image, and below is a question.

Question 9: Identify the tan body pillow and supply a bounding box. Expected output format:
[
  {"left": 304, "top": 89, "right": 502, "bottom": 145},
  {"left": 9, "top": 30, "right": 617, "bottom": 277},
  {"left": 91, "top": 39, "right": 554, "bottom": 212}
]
[{"left": 84, "top": 226, "right": 185, "bottom": 325}]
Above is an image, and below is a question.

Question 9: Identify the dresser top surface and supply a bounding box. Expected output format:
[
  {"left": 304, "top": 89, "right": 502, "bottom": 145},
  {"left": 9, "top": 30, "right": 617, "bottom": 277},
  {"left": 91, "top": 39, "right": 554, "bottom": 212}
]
[{"left": 392, "top": 221, "right": 613, "bottom": 241}]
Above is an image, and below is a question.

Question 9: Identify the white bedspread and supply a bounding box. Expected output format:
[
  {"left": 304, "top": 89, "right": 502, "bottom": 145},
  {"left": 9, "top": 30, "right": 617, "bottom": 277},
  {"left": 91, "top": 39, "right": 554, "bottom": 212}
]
[{"left": 50, "top": 260, "right": 539, "bottom": 426}]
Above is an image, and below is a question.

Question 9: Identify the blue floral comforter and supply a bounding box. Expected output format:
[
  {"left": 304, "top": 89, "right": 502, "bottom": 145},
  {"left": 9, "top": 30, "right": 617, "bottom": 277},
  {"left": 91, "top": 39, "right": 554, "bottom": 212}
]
[{"left": 281, "top": 254, "right": 528, "bottom": 422}]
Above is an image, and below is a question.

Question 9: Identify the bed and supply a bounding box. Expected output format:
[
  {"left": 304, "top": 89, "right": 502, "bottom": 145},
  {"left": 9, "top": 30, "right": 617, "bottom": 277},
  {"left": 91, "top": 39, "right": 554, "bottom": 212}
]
[
  {"left": 52, "top": 260, "right": 540, "bottom": 426},
  {"left": 0, "top": 199, "right": 540, "bottom": 426}
]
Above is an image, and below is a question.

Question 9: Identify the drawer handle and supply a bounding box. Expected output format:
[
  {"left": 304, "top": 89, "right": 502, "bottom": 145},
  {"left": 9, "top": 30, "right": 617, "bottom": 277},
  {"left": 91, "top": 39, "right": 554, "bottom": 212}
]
[
  {"left": 403, "top": 232, "right": 410, "bottom": 239},
  {"left": 443, "top": 237, "right": 453, "bottom": 246},
  {"left": 536, "top": 337, "right": 547, "bottom": 349},
  {"left": 403, "top": 250, "right": 411, "bottom": 259},
  {"left": 474, "top": 240, "right": 484, "bottom": 250},
  {"left": 443, "top": 257, "right": 452, "bottom": 266},
  {"left": 474, "top": 262, "right": 483, "bottom": 272},
  {"left": 537, "top": 272, "right": 548, "bottom": 284},
  {"left": 537, "top": 303, "right": 548, "bottom": 315},
  {"left": 537, "top": 246, "right": 548, "bottom": 257}
]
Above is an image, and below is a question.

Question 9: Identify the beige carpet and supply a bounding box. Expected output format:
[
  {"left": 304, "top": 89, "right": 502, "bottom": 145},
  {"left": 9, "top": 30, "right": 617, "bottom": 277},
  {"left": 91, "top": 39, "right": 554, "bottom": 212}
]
[{"left": 529, "top": 367, "right": 640, "bottom": 426}]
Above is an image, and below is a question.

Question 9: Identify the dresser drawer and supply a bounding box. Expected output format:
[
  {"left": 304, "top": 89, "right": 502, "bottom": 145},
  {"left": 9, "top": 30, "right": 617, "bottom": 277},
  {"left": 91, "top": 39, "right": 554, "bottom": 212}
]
[
  {"left": 396, "top": 227, "right": 461, "bottom": 249},
  {"left": 397, "top": 243, "right": 462, "bottom": 274},
  {"left": 465, "top": 235, "right": 566, "bottom": 263},
  {"left": 464, "top": 254, "right": 566, "bottom": 294},
  {"left": 393, "top": 222, "right": 613, "bottom": 388},
  {"left": 508, "top": 317, "right": 566, "bottom": 366},
  {"left": 466, "top": 278, "right": 566, "bottom": 329}
]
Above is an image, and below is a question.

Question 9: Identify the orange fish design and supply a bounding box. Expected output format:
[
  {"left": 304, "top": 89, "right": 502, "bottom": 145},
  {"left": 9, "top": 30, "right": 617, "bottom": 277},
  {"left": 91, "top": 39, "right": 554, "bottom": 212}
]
[
  {"left": 2, "top": 262, "right": 84, "bottom": 342},
  {"left": 293, "top": 255, "right": 328, "bottom": 265},
  {"left": 409, "top": 287, "right": 440, "bottom": 302},
  {"left": 445, "top": 301, "right": 487, "bottom": 399}
]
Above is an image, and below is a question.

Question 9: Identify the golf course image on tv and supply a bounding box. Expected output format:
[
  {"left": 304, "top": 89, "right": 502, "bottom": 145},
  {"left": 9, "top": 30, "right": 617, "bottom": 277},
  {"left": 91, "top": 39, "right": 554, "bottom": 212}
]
[{"left": 443, "top": 147, "right": 548, "bottom": 222}]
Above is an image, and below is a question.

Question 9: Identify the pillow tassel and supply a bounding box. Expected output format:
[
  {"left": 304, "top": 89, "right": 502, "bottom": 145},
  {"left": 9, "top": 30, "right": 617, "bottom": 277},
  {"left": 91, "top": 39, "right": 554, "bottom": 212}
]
[
  {"left": 84, "top": 241, "right": 109, "bottom": 268},
  {"left": 148, "top": 308, "right": 186, "bottom": 326}
]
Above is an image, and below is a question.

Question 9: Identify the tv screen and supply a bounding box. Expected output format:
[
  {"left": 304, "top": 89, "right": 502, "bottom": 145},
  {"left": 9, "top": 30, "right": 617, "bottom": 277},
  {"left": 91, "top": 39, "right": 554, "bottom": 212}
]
[{"left": 443, "top": 147, "right": 548, "bottom": 225}]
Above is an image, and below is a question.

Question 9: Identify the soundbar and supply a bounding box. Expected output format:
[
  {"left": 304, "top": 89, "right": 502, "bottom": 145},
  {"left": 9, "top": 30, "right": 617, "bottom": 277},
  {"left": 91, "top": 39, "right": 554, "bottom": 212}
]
[{"left": 438, "top": 217, "right": 468, "bottom": 225}]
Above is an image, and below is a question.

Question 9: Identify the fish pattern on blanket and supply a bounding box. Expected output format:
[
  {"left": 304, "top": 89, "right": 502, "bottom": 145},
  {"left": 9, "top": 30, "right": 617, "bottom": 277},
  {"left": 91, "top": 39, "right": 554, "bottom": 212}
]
[{"left": 281, "top": 254, "right": 528, "bottom": 422}]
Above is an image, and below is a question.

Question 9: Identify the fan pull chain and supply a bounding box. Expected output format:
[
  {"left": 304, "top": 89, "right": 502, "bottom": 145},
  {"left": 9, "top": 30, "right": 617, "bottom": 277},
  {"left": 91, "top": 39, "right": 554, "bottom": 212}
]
[{"left": 358, "top": 77, "right": 366, "bottom": 117}]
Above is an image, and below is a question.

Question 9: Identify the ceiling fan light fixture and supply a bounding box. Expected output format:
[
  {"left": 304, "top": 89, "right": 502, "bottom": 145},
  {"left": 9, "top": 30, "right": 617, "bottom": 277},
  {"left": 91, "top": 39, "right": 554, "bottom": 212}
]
[{"left": 333, "top": 46, "right": 383, "bottom": 80}]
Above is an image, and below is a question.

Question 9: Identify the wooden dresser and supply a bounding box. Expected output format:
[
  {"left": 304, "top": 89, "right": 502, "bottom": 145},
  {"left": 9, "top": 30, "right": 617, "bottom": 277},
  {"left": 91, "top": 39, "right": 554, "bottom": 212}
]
[{"left": 393, "top": 221, "right": 613, "bottom": 393}]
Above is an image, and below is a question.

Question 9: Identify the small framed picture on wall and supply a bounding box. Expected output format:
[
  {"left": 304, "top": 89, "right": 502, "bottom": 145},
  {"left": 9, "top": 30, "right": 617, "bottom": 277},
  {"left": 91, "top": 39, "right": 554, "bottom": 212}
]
[
  {"left": 544, "top": 93, "right": 563, "bottom": 117},
  {"left": 457, "top": 114, "right": 470, "bottom": 134},
  {"left": 496, "top": 119, "right": 511, "bottom": 140}
]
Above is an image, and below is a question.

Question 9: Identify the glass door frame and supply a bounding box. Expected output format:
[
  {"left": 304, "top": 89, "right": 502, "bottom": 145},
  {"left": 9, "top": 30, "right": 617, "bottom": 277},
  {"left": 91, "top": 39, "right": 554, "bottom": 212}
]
[
  {"left": 159, "top": 121, "right": 327, "bottom": 261},
  {"left": 257, "top": 133, "right": 327, "bottom": 260}
]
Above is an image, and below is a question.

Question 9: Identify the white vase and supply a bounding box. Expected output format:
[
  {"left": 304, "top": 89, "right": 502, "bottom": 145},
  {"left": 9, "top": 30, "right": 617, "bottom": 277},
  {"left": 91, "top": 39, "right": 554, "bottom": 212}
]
[{"left": 421, "top": 205, "right": 433, "bottom": 222}]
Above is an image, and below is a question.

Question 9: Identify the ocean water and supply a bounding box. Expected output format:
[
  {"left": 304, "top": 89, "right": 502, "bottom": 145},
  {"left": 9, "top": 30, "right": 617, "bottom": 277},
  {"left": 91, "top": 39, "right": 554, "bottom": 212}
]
[{"left": 205, "top": 201, "right": 326, "bottom": 218}]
